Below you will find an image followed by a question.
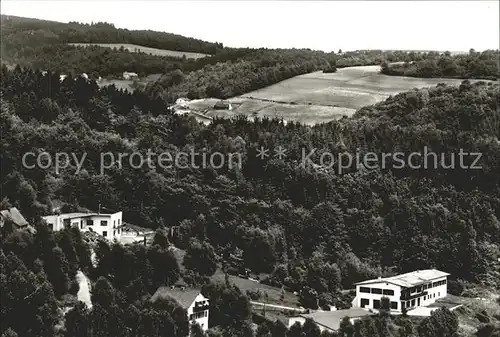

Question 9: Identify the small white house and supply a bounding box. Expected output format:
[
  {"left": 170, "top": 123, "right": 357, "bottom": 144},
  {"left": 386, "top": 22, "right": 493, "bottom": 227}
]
[
  {"left": 352, "top": 269, "right": 449, "bottom": 312},
  {"left": 151, "top": 287, "right": 210, "bottom": 332},
  {"left": 175, "top": 98, "right": 190, "bottom": 108},
  {"left": 42, "top": 211, "right": 123, "bottom": 242},
  {"left": 123, "top": 71, "right": 138, "bottom": 80},
  {"left": 81, "top": 73, "right": 89, "bottom": 80},
  {"left": 59, "top": 74, "right": 67, "bottom": 82}
]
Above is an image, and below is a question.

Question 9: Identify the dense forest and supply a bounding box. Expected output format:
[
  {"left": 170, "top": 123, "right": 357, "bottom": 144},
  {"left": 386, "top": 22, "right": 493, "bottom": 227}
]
[
  {"left": 0, "top": 15, "right": 222, "bottom": 54},
  {"left": 1, "top": 65, "right": 499, "bottom": 336},
  {"left": 381, "top": 50, "right": 499, "bottom": 80}
]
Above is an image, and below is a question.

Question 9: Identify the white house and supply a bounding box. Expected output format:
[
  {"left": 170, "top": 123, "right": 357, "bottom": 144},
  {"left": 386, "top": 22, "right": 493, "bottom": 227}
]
[
  {"left": 151, "top": 287, "right": 210, "bottom": 332},
  {"left": 59, "top": 74, "right": 67, "bottom": 82},
  {"left": 352, "top": 269, "right": 449, "bottom": 312},
  {"left": 80, "top": 73, "right": 89, "bottom": 80},
  {"left": 123, "top": 71, "right": 138, "bottom": 80},
  {"left": 288, "top": 308, "right": 374, "bottom": 333},
  {"left": 175, "top": 98, "right": 190, "bottom": 108},
  {"left": 42, "top": 211, "right": 123, "bottom": 242}
]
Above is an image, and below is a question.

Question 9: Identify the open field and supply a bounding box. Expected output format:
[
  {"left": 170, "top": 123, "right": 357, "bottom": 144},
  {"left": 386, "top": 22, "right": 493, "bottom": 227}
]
[
  {"left": 211, "top": 269, "right": 300, "bottom": 308},
  {"left": 184, "top": 65, "right": 492, "bottom": 125},
  {"left": 69, "top": 43, "right": 209, "bottom": 59}
]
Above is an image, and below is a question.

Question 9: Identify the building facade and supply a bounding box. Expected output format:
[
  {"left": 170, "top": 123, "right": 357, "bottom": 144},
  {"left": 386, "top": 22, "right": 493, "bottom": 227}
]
[
  {"left": 353, "top": 269, "right": 449, "bottom": 312},
  {"left": 42, "top": 212, "right": 123, "bottom": 241}
]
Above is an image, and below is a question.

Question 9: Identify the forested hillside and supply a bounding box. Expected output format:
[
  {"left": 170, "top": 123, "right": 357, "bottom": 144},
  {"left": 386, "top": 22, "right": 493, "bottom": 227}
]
[
  {"left": 1, "top": 65, "right": 500, "bottom": 336},
  {"left": 381, "top": 50, "right": 499, "bottom": 80}
]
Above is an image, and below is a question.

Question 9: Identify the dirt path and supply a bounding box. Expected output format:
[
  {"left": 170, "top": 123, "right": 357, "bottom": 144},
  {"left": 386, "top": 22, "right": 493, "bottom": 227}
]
[{"left": 76, "top": 271, "right": 92, "bottom": 309}]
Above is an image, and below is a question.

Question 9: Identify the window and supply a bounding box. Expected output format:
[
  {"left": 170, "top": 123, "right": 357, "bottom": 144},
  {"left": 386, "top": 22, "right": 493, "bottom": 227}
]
[
  {"left": 118, "top": 219, "right": 121, "bottom": 225},
  {"left": 103, "top": 231, "right": 107, "bottom": 237},
  {"left": 87, "top": 219, "right": 94, "bottom": 226},
  {"left": 113, "top": 230, "right": 116, "bottom": 236},
  {"left": 383, "top": 289, "right": 394, "bottom": 296},
  {"left": 391, "top": 302, "right": 398, "bottom": 310},
  {"left": 360, "top": 287, "right": 370, "bottom": 293},
  {"left": 373, "top": 300, "right": 381, "bottom": 309},
  {"left": 114, "top": 220, "right": 116, "bottom": 226},
  {"left": 401, "top": 302, "right": 405, "bottom": 309},
  {"left": 411, "top": 299, "right": 415, "bottom": 306},
  {"left": 361, "top": 298, "right": 369, "bottom": 308},
  {"left": 371, "top": 288, "right": 382, "bottom": 294},
  {"left": 80, "top": 222, "right": 84, "bottom": 229},
  {"left": 101, "top": 220, "right": 108, "bottom": 226},
  {"left": 438, "top": 292, "right": 440, "bottom": 297}
]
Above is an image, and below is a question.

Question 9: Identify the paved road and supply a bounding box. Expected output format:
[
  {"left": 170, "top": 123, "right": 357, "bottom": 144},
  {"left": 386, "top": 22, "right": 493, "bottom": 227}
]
[
  {"left": 251, "top": 301, "right": 306, "bottom": 312},
  {"left": 76, "top": 271, "right": 92, "bottom": 309}
]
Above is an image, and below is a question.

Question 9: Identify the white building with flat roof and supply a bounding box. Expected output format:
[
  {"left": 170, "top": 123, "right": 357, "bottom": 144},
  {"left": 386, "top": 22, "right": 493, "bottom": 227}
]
[
  {"left": 352, "top": 269, "right": 449, "bottom": 312},
  {"left": 42, "top": 211, "right": 123, "bottom": 241}
]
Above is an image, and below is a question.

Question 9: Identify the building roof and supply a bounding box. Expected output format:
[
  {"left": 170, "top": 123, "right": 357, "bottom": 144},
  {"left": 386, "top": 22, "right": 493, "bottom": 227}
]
[
  {"left": 151, "top": 287, "right": 203, "bottom": 309},
  {"left": 42, "top": 212, "right": 118, "bottom": 222},
  {"left": 298, "top": 308, "right": 375, "bottom": 331},
  {"left": 0, "top": 207, "right": 29, "bottom": 227},
  {"left": 355, "top": 269, "right": 450, "bottom": 288}
]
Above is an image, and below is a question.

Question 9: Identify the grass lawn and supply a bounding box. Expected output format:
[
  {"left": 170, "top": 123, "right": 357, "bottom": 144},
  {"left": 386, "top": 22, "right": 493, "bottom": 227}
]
[
  {"left": 210, "top": 269, "right": 300, "bottom": 308},
  {"left": 183, "top": 65, "right": 494, "bottom": 125}
]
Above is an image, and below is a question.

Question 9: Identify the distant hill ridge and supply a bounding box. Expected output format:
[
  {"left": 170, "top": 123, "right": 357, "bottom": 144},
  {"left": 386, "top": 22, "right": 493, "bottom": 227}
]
[{"left": 0, "top": 14, "right": 222, "bottom": 54}]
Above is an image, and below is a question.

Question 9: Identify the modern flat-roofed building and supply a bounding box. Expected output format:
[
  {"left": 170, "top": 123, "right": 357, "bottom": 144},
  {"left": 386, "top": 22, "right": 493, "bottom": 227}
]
[
  {"left": 42, "top": 211, "right": 123, "bottom": 241},
  {"left": 353, "top": 269, "right": 449, "bottom": 312}
]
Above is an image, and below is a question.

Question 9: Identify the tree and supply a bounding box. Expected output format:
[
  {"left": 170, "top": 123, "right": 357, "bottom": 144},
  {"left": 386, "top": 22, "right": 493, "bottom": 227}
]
[
  {"left": 418, "top": 308, "right": 459, "bottom": 337},
  {"left": 299, "top": 286, "right": 319, "bottom": 309},
  {"left": 303, "top": 318, "right": 321, "bottom": 337},
  {"left": 338, "top": 316, "right": 354, "bottom": 337},
  {"left": 183, "top": 238, "right": 217, "bottom": 276}
]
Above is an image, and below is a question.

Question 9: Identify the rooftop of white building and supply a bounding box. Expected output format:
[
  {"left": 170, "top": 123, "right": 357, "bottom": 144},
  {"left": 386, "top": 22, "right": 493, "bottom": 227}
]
[
  {"left": 42, "top": 212, "right": 119, "bottom": 222},
  {"left": 355, "top": 269, "right": 450, "bottom": 288}
]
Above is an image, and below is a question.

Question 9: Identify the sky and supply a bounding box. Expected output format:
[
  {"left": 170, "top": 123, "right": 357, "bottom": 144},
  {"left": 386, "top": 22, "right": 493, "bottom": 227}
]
[{"left": 1, "top": 0, "right": 499, "bottom": 52}]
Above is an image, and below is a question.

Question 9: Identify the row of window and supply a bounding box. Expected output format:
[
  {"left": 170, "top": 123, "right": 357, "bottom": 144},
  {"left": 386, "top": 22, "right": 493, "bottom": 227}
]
[
  {"left": 360, "top": 298, "right": 398, "bottom": 310},
  {"left": 72, "top": 219, "right": 122, "bottom": 228},
  {"left": 359, "top": 287, "right": 395, "bottom": 296},
  {"left": 190, "top": 311, "right": 208, "bottom": 320},
  {"left": 402, "top": 292, "right": 440, "bottom": 309}
]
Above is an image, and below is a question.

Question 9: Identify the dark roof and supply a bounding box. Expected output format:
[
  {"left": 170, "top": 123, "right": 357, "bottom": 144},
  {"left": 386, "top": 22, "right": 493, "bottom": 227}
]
[
  {"left": 151, "top": 287, "right": 202, "bottom": 309},
  {"left": 0, "top": 207, "right": 29, "bottom": 227},
  {"left": 299, "top": 308, "right": 375, "bottom": 331}
]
